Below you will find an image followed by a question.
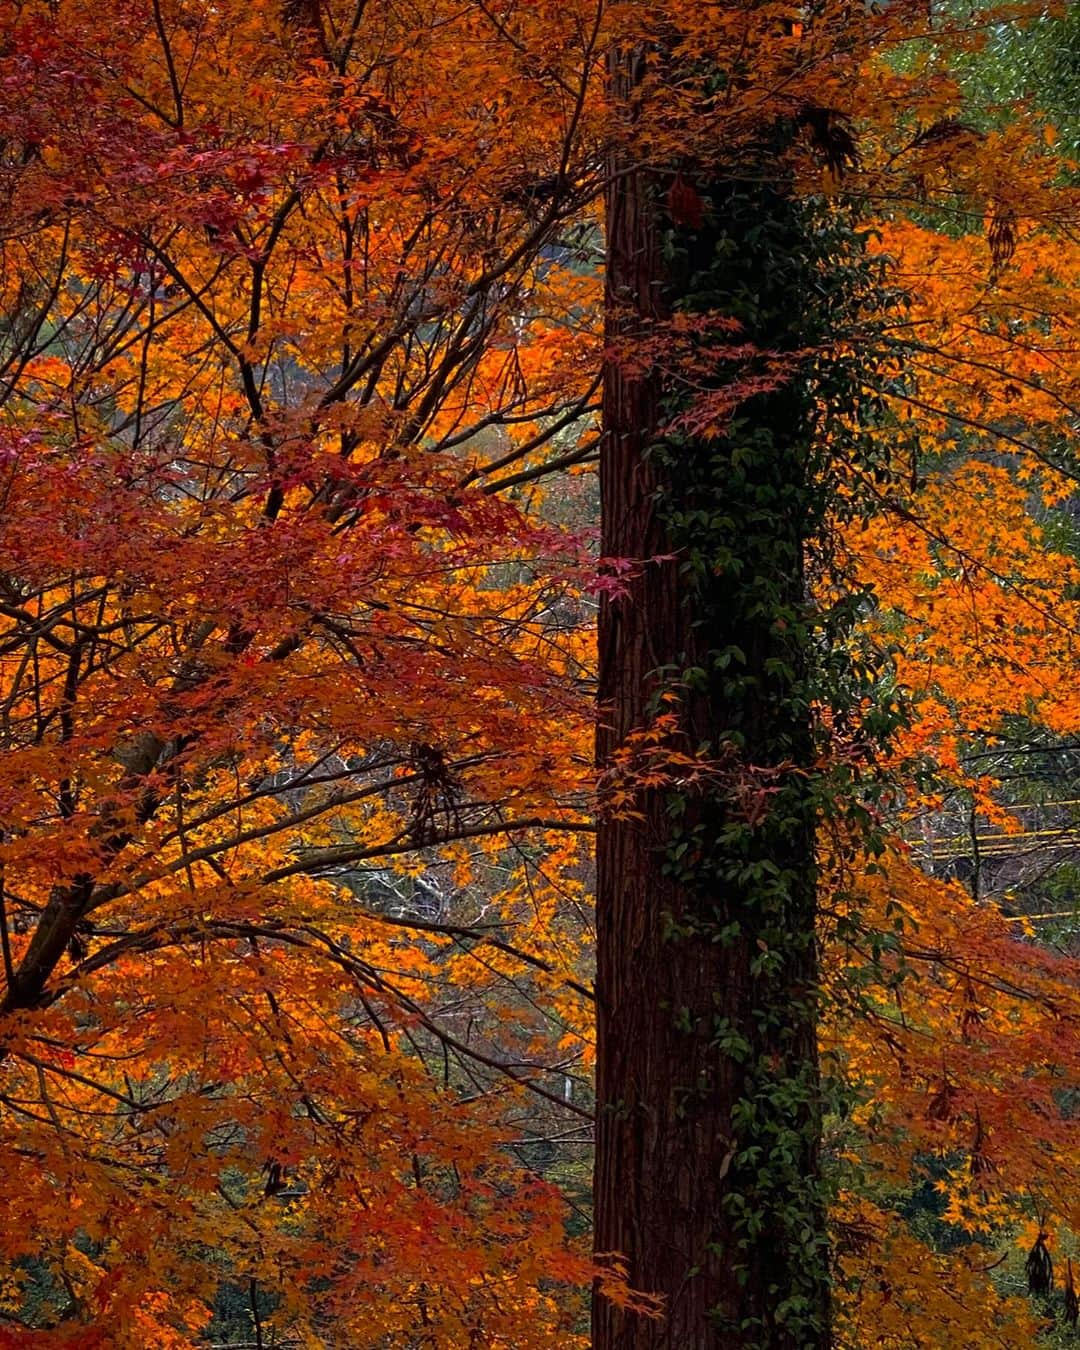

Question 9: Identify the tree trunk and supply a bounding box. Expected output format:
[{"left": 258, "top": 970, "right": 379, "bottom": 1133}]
[{"left": 592, "top": 51, "right": 831, "bottom": 1350}]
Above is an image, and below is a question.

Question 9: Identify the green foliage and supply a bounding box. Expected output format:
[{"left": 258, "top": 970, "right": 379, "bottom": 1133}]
[{"left": 958, "top": 4, "right": 1080, "bottom": 159}]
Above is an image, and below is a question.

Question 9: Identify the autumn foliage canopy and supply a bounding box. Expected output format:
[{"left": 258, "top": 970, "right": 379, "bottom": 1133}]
[{"left": 0, "top": 0, "right": 1077, "bottom": 1345}]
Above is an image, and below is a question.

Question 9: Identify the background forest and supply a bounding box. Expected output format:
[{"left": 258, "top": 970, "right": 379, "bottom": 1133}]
[{"left": 0, "top": 0, "right": 1078, "bottom": 1346}]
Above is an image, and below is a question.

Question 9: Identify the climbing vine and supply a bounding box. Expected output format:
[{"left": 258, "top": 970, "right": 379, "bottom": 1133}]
[{"left": 641, "top": 142, "right": 909, "bottom": 1344}]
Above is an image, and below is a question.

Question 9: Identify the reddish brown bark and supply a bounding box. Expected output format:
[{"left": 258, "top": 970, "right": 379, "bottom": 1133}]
[{"left": 592, "top": 51, "right": 828, "bottom": 1350}]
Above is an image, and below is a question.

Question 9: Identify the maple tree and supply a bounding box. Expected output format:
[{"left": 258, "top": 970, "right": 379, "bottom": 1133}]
[
  {"left": 821, "top": 12, "right": 1080, "bottom": 1344},
  {"left": 0, "top": 1, "right": 608, "bottom": 1343}
]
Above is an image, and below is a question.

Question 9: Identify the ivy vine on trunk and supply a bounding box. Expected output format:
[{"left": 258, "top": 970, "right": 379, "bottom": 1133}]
[{"left": 594, "top": 60, "right": 902, "bottom": 1350}]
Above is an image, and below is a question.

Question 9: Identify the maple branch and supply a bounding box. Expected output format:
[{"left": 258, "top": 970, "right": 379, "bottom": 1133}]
[
  {"left": 851, "top": 468, "right": 1080, "bottom": 642},
  {"left": 0, "top": 222, "right": 72, "bottom": 405},
  {"left": 260, "top": 816, "right": 595, "bottom": 884},
  {"left": 327, "top": 907, "right": 595, "bottom": 1003},
  {"left": 289, "top": 922, "right": 595, "bottom": 1120},
  {"left": 13, "top": 1049, "right": 148, "bottom": 1114},
  {"left": 151, "top": 0, "right": 185, "bottom": 129},
  {"left": 481, "top": 439, "right": 599, "bottom": 495},
  {"left": 153, "top": 751, "right": 410, "bottom": 847},
  {"left": 887, "top": 336, "right": 1080, "bottom": 423},
  {"left": 441, "top": 384, "right": 599, "bottom": 461},
  {"left": 0, "top": 880, "right": 14, "bottom": 992},
  {"left": 64, "top": 909, "right": 593, "bottom": 1027},
  {"left": 472, "top": 0, "right": 577, "bottom": 97},
  {"left": 67, "top": 911, "right": 596, "bottom": 1121},
  {"left": 877, "top": 384, "right": 1080, "bottom": 485}
]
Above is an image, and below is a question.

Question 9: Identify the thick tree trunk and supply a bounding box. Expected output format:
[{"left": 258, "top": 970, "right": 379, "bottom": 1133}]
[{"left": 592, "top": 53, "right": 830, "bottom": 1350}]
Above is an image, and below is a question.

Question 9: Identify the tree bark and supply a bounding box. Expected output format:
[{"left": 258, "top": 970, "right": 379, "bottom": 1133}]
[{"left": 592, "top": 50, "right": 830, "bottom": 1350}]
